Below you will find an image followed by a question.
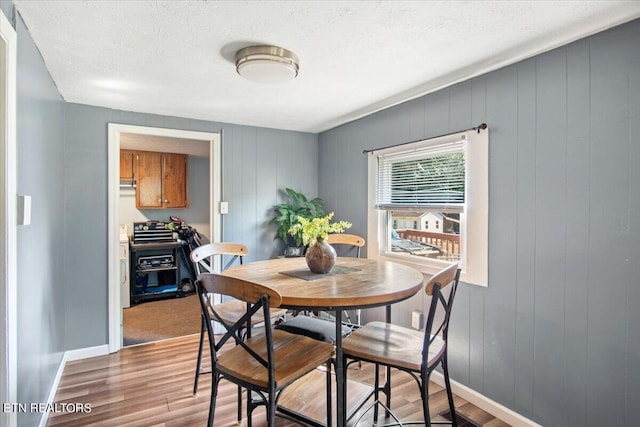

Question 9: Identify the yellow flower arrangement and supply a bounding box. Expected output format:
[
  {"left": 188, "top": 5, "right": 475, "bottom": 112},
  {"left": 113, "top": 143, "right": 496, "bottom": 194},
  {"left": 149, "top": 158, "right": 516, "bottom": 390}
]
[{"left": 288, "top": 212, "right": 352, "bottom": 247}]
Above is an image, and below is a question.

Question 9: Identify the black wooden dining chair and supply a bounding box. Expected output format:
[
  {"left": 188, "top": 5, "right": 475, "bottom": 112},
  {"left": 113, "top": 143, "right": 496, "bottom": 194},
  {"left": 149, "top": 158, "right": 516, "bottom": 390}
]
[
  {"left": 195, "top": 273, "right": 335, "bottom": 427},
  {"left": 342, "top": 262, "right": 461, "bottom": 427},
  {"left": 190, "top": 242, "right": 287, "bottom": 423}
]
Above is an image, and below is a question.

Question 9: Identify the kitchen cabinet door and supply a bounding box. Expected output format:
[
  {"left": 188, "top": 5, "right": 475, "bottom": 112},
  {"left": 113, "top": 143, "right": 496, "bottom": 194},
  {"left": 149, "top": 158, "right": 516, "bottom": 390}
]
[
  {"left": 119, "top": 149, "right": 136, "bottom": 181},
  {"left": 162, "top": 153, "right": 189, "bottom": 209},
  {"left": 136, "top": 151, "right": 163, "bottom": 208}
]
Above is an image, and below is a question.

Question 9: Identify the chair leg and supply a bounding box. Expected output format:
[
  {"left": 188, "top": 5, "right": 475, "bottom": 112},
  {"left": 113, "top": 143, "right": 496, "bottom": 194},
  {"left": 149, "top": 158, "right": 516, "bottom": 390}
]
[
  {"left": 267, "top": 390, "right": 276, "bottom": 427},
  {"left": 208, "top": 373, "right": 220, "bottom": 427},
  {"left": 236, "top": 385, "right": 242, "bottom": 424},
  {"left": 246, "top": 390, "right": 253, "bottom": 427},
  {"left": 421, "top": 376, "right": 431, "bottom": 427},
  {"left": 442, "top": 356, "right": 457, "bottom": 427},
  {"left": 193, "top": 314, "right": 205, "bottom": 394},
  {"left": 384, "top": 365, "right": 392, "bottom": 418},
  {"left": 326, "top": 360, "right": 332, "bottom": 427},
  {"left": 373, "top": 363, "right": 380, "bottom": 423}
]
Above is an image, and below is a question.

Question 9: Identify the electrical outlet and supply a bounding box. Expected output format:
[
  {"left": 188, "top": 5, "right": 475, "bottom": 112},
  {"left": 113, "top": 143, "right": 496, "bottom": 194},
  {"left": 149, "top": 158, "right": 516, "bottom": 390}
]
[
  {"left": 411, "top": 310, "right": 423, "bottom": 330},
  {"left": 220, "top": 201, "right": 229, "bottom": 214}
]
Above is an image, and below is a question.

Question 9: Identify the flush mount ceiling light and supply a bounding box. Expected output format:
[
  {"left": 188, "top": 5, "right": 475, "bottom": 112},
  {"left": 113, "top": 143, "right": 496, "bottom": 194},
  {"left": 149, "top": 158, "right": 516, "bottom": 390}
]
[{"left": 235, "top": 45, "right": 299, "bottom": 84}]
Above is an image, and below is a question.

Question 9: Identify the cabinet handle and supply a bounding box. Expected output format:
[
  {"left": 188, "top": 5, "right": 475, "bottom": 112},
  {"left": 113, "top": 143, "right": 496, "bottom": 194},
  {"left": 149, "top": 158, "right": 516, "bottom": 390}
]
[
  {"left": 164, "top": 200, "right": 169, "bottom": 203},
  {"left": 158, "top": 198, "right": 162, "bottom": 203}
]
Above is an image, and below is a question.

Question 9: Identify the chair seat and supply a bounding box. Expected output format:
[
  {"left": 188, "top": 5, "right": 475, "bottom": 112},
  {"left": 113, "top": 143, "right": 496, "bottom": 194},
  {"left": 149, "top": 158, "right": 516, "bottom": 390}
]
[
  {"left": 217, "top": 329, "right": 335, "bottom": 389},
  {"left": 210, "top": 300, "right": 287, "bottom": 326},
  {"left": 276, "top": 315, "right": 352, "bottom": 344},
  {"left": 343, "top": 321, "right": 445, "bottom": 371}
]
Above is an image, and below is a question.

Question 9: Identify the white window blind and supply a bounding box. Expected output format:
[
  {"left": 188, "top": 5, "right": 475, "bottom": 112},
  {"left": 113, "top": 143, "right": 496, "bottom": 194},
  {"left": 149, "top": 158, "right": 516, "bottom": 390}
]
[{"left": 376, "top": 140, "right": 466, "bottom": 212}]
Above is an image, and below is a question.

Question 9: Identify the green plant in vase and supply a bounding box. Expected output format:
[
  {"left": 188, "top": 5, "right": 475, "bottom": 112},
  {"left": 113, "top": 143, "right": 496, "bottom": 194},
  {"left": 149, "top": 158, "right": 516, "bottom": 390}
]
[
  {"left": 289, "top": 212, "right": 352, "bottom": 273},
  {"left": 271, "top": 188, "right": 325, "bottom": 254}
]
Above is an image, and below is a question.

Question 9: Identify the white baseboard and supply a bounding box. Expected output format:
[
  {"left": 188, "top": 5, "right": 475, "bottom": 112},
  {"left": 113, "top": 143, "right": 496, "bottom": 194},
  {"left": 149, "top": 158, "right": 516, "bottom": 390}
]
[
  {"left": 38, "top": 345, "right": 110, "bottom": 427},
  {"left": 64, "top": 344, "right": 109, "bottom": 362},
  {"left": 430, "top": 371, "right": 542, "bottom": 427}
]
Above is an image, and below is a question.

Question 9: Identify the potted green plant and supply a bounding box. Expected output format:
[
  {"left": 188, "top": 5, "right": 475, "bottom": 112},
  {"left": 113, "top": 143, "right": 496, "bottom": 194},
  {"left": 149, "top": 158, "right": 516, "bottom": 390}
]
[
  {"left": 288, "top": 212, "right": 352, "bottom": 273},
  {"left": 271, "top": 188, "right": 325, "bottom": 255}
]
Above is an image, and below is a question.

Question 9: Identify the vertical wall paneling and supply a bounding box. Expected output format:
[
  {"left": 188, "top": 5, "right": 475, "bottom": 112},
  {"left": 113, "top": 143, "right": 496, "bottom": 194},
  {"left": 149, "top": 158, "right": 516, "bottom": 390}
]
[
  {"left": 317, "top": 129, "right": 338, "bottom": 215},
  {"left": 256, "top": 128, "right": 279, "bottom": 259},
  {"left": 317, "top": 19, "right": 640, "bottom": 426},
  {"left": 241, "top": 126, "right": 258, "bottom": 259},
  {"left": 219, "top": 125, "right": 319, "bottom": 262},
  {"left": 483, "top": 66, "right": 518, "bottom": 405},
  {"left": 64, "top": 105, "right": 112, "bottom": 347},
  {"left": 626, "top": 27, "right": 640, "bottom": 426},
  {"left": 221, "top": 125, "right": 235, "bottom": 243},
  {"left": 532, "top": 47, "right": 568, "bottom": 426},
  {"left": 449, "top": 81, "right": 472, "bottom": 134},
  {"left": 424, "top": 88, "right": 450, "bottom": 138},
  {"left": 513, "top": 58, "right": 537, "bottom": 417},
  {"left": 448, "top": 284, "right": 470, "bottom": 385},
  {"left": 447, "top": 81, "right": 472, "bottom": 385},
  {"left": 587, "top": 26, "right": 632, "bottom": 426},
  {"left": 562, "top": 39, "right": 591, "bottom": 427},
  {"left": 334, "top": 125, "right": 362, "bottom": 234},
  {"left": 467, "top": 76, "right": 487, "bottom": 393},
  {"left": 296, "top": 131, "right": 320, "bottom": 209}
]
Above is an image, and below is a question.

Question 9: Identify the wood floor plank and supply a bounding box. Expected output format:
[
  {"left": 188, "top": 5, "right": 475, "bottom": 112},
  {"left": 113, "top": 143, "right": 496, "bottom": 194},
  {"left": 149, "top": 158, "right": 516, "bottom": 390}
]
[{"left": 47, "top": 334, "right": 509, "bottom": 426}]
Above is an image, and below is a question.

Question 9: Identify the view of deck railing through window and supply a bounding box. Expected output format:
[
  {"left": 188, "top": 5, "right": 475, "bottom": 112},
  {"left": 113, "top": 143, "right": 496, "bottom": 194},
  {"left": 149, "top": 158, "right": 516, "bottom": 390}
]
[{"left": 391, "top": 211, "right": 461, "bottom": 262}]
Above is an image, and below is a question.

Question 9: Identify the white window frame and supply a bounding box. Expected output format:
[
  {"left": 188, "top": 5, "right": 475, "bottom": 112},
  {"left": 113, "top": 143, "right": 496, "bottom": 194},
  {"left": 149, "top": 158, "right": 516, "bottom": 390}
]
[{"left": 367, "top": 128, "right": 488, "bottom": 286}]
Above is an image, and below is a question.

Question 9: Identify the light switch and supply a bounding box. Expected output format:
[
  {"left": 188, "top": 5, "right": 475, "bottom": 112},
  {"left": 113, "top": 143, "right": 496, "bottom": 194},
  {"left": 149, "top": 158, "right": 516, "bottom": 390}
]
[
  {"left": 220, "top": 201, "right": 229, "bottom": 214},
  {"left": 17, "top": 195, "right": 31, "bottom": 226}
]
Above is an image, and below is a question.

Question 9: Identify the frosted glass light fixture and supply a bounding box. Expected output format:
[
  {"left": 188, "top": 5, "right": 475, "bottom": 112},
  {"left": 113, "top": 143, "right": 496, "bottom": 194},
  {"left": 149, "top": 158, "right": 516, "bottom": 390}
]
[{"left": 235, "top": 45, "right": 299, "bottom": 84}]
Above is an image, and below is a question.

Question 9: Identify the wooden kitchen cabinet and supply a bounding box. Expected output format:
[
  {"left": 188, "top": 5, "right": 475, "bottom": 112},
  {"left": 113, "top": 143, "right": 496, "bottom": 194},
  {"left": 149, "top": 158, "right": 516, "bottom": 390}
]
[
  {"left": 135, "top": 151, "right": 189, "bottom": 209},
  {"left": 119, "top": 149, "right": 137, "bottom": 181},
  {"left": 162, "top": 153, "right": 189, "bottom": 208}
]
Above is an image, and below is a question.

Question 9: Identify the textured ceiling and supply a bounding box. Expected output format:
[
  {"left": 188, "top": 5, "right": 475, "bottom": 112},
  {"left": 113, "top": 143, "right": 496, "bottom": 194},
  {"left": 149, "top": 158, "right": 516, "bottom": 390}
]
[{"left": 14, "top": 1, "right": 640, "bottom": 133}]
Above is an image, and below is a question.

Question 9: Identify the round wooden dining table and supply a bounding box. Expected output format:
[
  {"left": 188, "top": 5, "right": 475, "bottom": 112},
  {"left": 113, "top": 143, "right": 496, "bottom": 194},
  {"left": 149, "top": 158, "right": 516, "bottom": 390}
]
[{"left": 222, "top": 256, "right": 424, "bottom": 427}]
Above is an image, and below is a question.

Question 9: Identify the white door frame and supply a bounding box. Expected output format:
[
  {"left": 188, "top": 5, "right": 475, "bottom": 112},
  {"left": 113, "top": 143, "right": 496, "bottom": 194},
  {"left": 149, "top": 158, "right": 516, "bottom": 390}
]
[
  {"left": 107, "top": 124, "right": 221, "bottom": 353},
  {"left": 0, "top": 9, "right": 17, "bottom": 427}
]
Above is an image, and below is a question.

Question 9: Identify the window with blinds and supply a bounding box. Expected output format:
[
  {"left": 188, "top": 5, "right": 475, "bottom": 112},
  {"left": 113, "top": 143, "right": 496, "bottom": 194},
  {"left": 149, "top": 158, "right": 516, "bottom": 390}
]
[
  {"left": 376, "top": 141, "right": 466, "bottom": 212},
  {"left": 367, "top": 127, "right": 487, "bottom": 286}
]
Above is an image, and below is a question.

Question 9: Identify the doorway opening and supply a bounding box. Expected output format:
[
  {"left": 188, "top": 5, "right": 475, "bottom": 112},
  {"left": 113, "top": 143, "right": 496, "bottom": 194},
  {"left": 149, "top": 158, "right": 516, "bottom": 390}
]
[{"left": 108, "top": 124, "right": 221, "bottom": 352}]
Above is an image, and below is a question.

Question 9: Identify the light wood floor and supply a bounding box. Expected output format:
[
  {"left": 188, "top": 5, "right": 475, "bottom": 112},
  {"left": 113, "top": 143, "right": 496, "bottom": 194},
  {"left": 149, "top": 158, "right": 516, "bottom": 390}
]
[{"left": 47, "top": 334, "right": 510, "bottom": 427}]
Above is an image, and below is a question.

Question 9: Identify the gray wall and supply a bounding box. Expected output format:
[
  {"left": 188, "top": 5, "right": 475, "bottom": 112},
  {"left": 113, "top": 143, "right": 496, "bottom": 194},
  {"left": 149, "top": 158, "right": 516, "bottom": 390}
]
[
  {"left": 63, "top": 104, "right": 318, "bottom": 349},
  {"left": 0, "top": 1, "right": 10, "bottom": 22},
  {"left": 318, "top": 19, "right": 640, "bottom": 427},
  {"left": 12, "top": 11, "right": 67, "bottom": 427}
]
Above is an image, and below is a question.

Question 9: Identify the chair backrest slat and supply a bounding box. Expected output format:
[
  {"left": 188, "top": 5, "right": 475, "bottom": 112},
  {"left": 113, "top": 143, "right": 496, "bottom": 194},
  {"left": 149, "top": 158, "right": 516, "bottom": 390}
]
[
  {"left": 424, "top": 262, "right": 459, "bottom": 296},
  {"left": 327, "top": 233, "right": 365, "bottom": 258},
  {"left": 191, "top": 242, "right": 249, "bottom": 274},
  {"left": 197, "top": 273, "right": 282, "bottom": 307}
]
